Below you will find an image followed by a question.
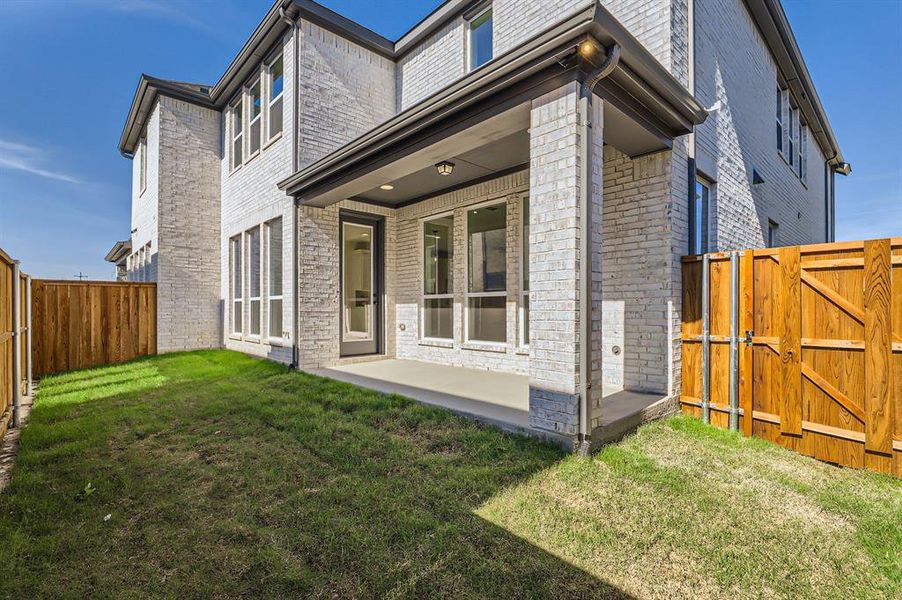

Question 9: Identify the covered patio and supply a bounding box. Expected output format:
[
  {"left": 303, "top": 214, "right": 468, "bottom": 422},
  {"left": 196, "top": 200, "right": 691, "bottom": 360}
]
[
  {"left": 311, "top": 359, "right": 673, "bottom": 446},
  {"left": 281, "top": 2, "right": 705, "bottom": 448}
]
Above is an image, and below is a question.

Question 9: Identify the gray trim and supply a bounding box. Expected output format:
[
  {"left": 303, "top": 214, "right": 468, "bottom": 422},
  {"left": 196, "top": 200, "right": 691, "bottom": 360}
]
[{"left": 742, "top": 0, "right": 845, "bottom": 168}]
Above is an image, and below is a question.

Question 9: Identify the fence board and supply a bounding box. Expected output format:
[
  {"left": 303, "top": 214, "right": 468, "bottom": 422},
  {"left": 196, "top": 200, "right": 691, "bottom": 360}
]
[
  {"left": 31, "top": 280, "right": 156, "bottom": 377},
  {"left": 682, "top": 237, "right": 901, "bottom": 475}
]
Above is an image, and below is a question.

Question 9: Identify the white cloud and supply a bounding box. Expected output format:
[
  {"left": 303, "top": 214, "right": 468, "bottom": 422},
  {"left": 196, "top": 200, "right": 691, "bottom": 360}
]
[
  {"left": 0, "top": 139, "right": 81, "bottom": 184},
  {"left": 73, "top": 0, "right": 218, "bottom": 34}
]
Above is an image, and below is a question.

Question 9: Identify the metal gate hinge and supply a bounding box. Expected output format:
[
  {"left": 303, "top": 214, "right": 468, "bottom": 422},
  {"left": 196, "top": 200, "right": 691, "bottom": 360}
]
[{"left": 744, "top": 330, "right": 754, "bottom": 347}]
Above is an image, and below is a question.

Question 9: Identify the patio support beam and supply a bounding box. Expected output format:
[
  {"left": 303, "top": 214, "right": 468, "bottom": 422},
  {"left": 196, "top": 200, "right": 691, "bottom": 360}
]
[{"left": 527, "top": 80, "right": 605, "bottom": 448}]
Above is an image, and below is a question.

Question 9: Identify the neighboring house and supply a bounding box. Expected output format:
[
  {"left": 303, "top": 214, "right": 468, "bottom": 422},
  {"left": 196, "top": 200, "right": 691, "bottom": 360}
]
[
  {"left": 103, "top": 240, "right": 131, "bottom": 281},
  {"left": 115, "top": 0, "right": 848, "bottom": 447}
]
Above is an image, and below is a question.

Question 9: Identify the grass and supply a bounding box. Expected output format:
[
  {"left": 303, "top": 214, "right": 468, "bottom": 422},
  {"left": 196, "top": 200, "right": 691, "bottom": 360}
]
[{"left": 0, "top": 350, "right": 899, "bottom": 599}]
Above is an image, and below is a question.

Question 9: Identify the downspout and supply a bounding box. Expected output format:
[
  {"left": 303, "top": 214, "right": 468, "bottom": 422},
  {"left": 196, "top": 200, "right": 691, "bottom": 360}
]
[
  {"left": 281, "top": 5, "right": 301, "bottom": 369},
  {"left": 577, "top": 42, "right": 621, "bottom": 455}
]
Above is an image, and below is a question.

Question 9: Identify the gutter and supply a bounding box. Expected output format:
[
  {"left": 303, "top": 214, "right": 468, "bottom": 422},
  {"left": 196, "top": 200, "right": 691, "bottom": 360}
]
[
  {"left": 280, "top": 5, "right": 302, "bottom": 369},
  {"left": 577, "top": 41, "right": 621, "bottom": 455}
]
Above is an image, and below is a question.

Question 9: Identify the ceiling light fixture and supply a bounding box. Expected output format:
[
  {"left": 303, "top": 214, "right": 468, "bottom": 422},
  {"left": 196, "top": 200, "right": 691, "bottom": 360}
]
[
  {"left": 380, "top": 184, "right": 394, "bottom": 190},
  {"left": 435, "top": 161, "right": 455, "bottom": 176}
]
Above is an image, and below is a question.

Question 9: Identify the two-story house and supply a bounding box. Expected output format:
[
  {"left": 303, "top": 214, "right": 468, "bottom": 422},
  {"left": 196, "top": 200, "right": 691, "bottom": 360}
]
[{"left": 115, "top": 0, "right": 848, "bottom": 449}]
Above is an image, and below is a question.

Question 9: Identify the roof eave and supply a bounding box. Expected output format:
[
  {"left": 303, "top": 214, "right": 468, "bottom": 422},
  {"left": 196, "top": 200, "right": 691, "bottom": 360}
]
[
  {"left": 278, "top": 2, "right": 707, "bottom": 198},
  {"left": 118, "top": 75, "right": 214, "bottom": 156}
]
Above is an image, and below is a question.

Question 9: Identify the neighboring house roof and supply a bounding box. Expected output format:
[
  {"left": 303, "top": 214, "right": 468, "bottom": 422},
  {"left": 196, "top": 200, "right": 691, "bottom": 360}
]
[
  {"left": 119, "top": 0, "right": 845, "bottom": 169},
  {"left": 104, "top": 240, "right": 132, "bottom": 265}
]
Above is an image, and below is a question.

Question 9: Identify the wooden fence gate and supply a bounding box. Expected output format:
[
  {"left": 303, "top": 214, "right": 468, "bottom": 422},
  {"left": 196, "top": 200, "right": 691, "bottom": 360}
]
[
  {"left": 681, "top": 238, "right": 901, "bottom": 476},
  {"left": 0, "top": 248, "right": 30, "bottom": 438},
  {"left": 31, "top": 280, "right": 157, "bottom": 377}
]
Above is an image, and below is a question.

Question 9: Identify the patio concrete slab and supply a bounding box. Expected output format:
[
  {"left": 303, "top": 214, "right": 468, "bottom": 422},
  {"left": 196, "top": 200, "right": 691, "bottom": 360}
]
[{"left": 309, "top": 359, "right": 671, "bottom": 447}]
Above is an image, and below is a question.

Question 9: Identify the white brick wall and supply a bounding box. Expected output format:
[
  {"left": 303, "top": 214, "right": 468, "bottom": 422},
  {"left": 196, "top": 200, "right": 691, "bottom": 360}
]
[
  {"left": 129, "top": 105, "right": 159, "bottom": 283},
  {"left": 298, "top": 20, "right": 396, "bottom": 166},
  {"left": 601, "top": 146, "right": 672, "bottom": 394},
  {"left": 694, "top": 0, "right": 827, "bottom": 250},
  {"left": 397, "top": 17, "right": 465, "bottom": 111},
  {"left": 155, "top": 96, "right": 222, "bottom": 352}
]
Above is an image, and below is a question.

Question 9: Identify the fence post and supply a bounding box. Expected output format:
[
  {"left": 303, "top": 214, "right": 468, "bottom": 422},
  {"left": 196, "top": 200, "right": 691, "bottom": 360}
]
[
  {"left": 701, "top": 253, "right": 711, "bottom": 424},
  {"left": 11, "top": 261, "right": 21, "bottom": 428},
  {"left": 739, "top": 251, "right": 754, "bottom": 436},
  {"left": 25, "top": 275, "right": 32, "bottom": 397},
  {"left": 729, "top": 251, "right": 740, "bottom": 431}
]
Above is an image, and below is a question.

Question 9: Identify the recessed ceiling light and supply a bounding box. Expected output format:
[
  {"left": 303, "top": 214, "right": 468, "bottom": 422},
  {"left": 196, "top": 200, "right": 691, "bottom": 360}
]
[{"left": 380, "top": 184, "right": 394, "bottom": 190}]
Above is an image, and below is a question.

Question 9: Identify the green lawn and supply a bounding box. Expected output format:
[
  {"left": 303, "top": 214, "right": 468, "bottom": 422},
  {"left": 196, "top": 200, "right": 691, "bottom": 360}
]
[{"left": 0, "top": 351, "right": 899, "bottom": 599}]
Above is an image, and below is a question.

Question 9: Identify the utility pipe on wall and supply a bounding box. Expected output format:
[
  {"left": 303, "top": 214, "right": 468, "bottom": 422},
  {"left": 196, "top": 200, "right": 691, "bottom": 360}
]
[
  {"left": 577, "top": 41, "right": 620, "bottom": 454},
  {"left": 281, "top": 5, "right": 302, "bottom": 369}
]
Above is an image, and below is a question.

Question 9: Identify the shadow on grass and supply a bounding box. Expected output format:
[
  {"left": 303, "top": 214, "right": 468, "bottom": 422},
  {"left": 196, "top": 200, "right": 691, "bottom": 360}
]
[{"left": 0, "top": 351, "right": 634, "bottom": 598}]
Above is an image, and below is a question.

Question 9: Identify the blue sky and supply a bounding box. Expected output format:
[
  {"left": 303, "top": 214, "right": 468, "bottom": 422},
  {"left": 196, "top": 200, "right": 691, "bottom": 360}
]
[{"left": 0, "top": 0, "right": 899, "bottom": 279}]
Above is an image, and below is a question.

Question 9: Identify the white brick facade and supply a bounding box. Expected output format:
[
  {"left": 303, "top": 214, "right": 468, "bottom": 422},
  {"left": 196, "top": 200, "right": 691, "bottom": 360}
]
[{"left": 121, "top": 0, "right": 838, "bottom": 441}]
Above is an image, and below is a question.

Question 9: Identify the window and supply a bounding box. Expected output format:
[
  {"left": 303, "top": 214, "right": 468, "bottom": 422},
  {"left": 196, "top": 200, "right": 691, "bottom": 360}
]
[
  {"left": 520, "top": 196, "right": 529, "bottom": 346},
  {"left": 797, "top": 120, "right": 806, "bottom": 181},
  {"left": 268, "top": 55, "right": 284, "bottom": 140},
  {"left": 787, "top": 108, "right": 798, "bottom": 166},
  {"left": 776, "top": 88, "right": 783, "bottom": 153},
  {"left": 690, "top": 177, "right": 710, "bottom": 255},
  {"left": 231, "top": 99, "right": 243, "bottom": 170},
  {"left": 767, "top": 220, "right": 779, "bottom": 248},
  {"left": 230, "top": 235, "right": 243, "bottom": 334},
  {"left": 248, "top": 79, "right": 263, "bottom": 156},
  {"left": 467, "top": 202, "right": 506, "bottom": 343},
  {"left": 144, "top": 242, "right": 152, "bottom": 281},
  {"left": 139, "top": 136, "right": 147, "bottom": 194},
  {"left": 422, "top": 214, "right": 453, "bottom": 340},
  {"left": 266, "top": 218, "right": 283, "bottom": 340},
  {"left": 246, "top": 226, "right": 262, "bottom": 337},
  {"left": 468, "top": 6, "right": 493, "bottom": 71}
]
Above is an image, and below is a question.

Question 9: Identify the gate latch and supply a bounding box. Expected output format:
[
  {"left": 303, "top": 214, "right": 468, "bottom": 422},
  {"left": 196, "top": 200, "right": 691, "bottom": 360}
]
[{"left": 744, "top": 330, "right": 754, "bottom": 347}]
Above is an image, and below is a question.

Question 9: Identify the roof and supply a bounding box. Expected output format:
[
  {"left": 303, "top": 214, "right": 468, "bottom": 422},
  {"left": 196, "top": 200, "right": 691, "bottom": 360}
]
[
  {"left": 104, "top": 240, "right": 132, "bottom": 264},
  {"left": 119, "top": 0, "right": 843, "bottom": 168}
]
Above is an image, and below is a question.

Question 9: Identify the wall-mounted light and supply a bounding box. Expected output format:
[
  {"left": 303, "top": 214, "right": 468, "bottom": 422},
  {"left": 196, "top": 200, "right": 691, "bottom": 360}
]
[
  {"left": 435, "top": 161, "right": 455, "bottom": 176},
  {"left": 380, "top": 184, "right": 394, "bottom": 190},
  {"left": 579, "top": 39, "right": 597, "bottom": 58}
]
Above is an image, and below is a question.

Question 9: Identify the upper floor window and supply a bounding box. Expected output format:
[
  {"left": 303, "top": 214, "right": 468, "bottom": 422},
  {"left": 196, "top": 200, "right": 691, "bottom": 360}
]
[
  {"left": 231, "top": 99, "right": 243, "bottom": 170},
  {"left": 248, "top": 79, "right": 263, "bottom": 157},
  {"left": 797, "top": 120, "right": 806, "bottom": 182},
  {"left": 138, "top": 136, "right": 147, "bottom": 194},
  {"left": 268, "top": 55, "right": 284, "bottom": 140},
  {"left": 468, "top": 6, "right": 493, "bottom": 71},
  {"left": 776, "top": 88, "right": 784, "bottom": 154},
  {"left": 767, "top": 220, "right": 779, "bottom": 248},
  {"left": 787, "top": 106, "right": 795, "bottom": 167},
  {"left": 690, "top": 176, "right": 711, "bottom": 255}
]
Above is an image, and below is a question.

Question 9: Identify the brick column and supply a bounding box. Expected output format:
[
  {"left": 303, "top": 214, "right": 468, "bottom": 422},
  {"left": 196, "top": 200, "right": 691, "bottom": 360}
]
[{"left": 527, "top": 82, "right": 604, "bottom": 437}]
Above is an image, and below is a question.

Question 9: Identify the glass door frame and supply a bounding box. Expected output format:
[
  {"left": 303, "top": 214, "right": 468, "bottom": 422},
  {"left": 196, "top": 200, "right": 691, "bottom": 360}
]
[{"left": 339, "top": 210, "right": 384, "bottom": 357}]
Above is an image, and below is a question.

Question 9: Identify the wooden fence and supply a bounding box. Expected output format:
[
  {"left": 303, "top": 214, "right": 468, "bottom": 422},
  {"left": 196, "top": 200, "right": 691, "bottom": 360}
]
[
  {"left": 681, "top": 237, "right": 901, "bottom": 476},
  {"left": 0, "top": 248, "right": 30, "bottom": 438},
  {"left": 31, "top": 280, "right": 157, "bottom": 377}
]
